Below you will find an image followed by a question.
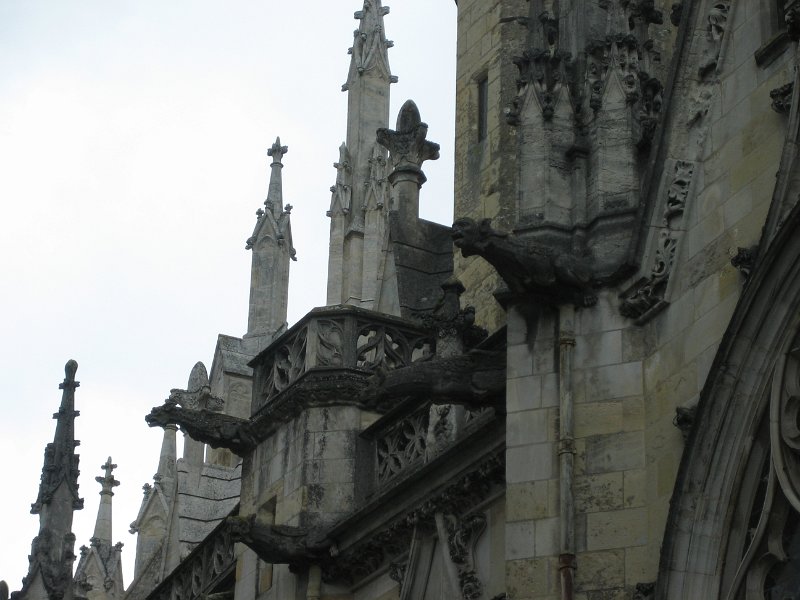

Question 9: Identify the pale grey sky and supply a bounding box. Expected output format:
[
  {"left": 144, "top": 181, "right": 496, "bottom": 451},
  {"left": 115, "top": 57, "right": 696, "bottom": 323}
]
[{"left": 0, "top": 1, "right": 457, "bottom": 587}]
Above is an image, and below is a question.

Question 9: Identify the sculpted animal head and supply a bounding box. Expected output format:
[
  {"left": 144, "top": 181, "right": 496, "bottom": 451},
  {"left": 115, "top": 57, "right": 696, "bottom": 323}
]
[
  {"left": 145, "top": 402, "right": 180, "bottom": 428},
  {"left": 451, "top": 217, "right": 504, "bottom": 257}
]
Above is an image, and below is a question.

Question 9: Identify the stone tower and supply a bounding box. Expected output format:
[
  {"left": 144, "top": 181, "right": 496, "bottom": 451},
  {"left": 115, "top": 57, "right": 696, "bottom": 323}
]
[{"left": 15, "top": 361, "right": 84, "bottom": 600}]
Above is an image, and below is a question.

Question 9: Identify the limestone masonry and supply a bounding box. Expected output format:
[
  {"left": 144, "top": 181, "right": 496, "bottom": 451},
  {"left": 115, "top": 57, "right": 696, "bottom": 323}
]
[{"left": 5, "top": 0, "right": 800, "bottom": 598}]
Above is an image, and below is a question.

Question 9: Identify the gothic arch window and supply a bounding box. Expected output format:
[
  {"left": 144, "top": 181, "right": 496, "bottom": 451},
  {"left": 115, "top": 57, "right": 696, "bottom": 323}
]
[{"left": 722, "top": 337, "right": 800, "bottom": 599}]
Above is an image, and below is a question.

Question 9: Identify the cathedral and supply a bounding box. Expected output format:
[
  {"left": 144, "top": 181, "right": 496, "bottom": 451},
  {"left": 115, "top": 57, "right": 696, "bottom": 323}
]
[{"left": 4, "top": 0, "right": 800, "bottom": 598}]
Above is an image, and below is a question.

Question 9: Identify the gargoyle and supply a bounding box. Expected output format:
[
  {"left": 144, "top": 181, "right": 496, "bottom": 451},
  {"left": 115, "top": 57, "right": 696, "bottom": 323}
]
[
  {"left": 451, "top": 217, "right": 597, "bottom": 307},
  {"left": 226, "top": 515, "right": 330, "bottom": 568},
  {"left": 145, "top": 402, "right": 257, "bottom": 456},
  {"left": 361, "top": 350, "right": 505, "bottom": 410}
]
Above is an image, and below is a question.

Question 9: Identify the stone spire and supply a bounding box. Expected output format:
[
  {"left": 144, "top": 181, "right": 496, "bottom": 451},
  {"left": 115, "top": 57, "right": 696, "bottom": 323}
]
[
  {"left": 327, "top": 0, "right": 396, "bottom": 307},
  {"left": 16, "top": 361, "right": 84, "bottom": 600},
  {"left": 246, "top": 137, "right": 294, "bottom": 340},
  {"left": 31, "top": 360, "right": 83, "bottom": 516},
  {"left": 72, "top": 461, "right": 123, "bottom": 600},
  {"left": 91, "top": 458, "right": 119, "bottom": 545}
]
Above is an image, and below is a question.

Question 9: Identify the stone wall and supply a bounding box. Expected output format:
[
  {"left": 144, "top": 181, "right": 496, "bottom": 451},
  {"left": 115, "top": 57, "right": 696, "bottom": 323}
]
[{"left": 453, "top": 0, "right": 527, "bottom": 332}]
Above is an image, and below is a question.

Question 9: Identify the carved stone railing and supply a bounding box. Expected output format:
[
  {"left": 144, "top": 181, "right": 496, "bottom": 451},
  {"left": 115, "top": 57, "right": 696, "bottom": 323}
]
[
  {"left": 250, "top": 306, "right": 435, "bottom": 414},
  {"left": 365, "top": 402, "right": 497, "bottom": 490},
  {"left": 148, "top": 513, "right": 236, "bottom": 600}
]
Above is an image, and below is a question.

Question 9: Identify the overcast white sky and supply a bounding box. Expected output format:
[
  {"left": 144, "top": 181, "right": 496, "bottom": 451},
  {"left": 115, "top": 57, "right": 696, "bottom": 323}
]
[{"left": 0, "top": 1, "right": 457, "bottom": 587}]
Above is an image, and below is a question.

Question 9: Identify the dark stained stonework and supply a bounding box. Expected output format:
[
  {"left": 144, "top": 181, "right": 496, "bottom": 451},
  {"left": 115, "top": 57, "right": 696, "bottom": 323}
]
[{"left": 225, "top": 516, "right": 330, "bottom": 568}]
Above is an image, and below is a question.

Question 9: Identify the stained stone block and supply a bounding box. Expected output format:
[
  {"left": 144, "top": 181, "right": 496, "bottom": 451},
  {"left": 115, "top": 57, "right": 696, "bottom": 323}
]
[
  {"left": 575, "top": 401, "right": 624, "bottom": 438},
  {"left": 574, "top": 473, "right": 624, "bottom": 514},
  {"left": 313, "top": 430, "right": 356, "bottom": 460},
  {"left": 586, "top": 507, "right": 648, "bottom": 550},
  {"left": 585, "top": 431, "right": 645, "bottom": 474},
  {"left": 506, "top": 481, "right": 550, "bottom": 521},
  {"left": 507, "top": 442, "right": 555, "bottom": 482},
  {"left": 505, "top": 520, "right": 536, "bottom": 560},
  {"left": 508, "top": 344, "right": 534, "bottom": 378},
  {"left": 623, "top": 469, "right": 647, "bottom": 508},
  {"left": 506, "top": 557, "right": 559, "bottom": 598},
  {"left": 575, "top": 330, "right": 623, "bottom": 368},
  {"left": 584, "top": 362, "right": 643, "bottom": 401},
  {"left": 507, "top": 408, "right": 550, "bottom": 447},
  {"left": 575, "top": 549, "right": 625, "bottom": 591},
  {"left": 625, "top": 543, "right": 659, "bottom": 585},
  {"left": 534, "top": 516, "right": 559, "bottom": 556},
  {"left": 507, "top": 374, "right": 542, "bottom": 412}
]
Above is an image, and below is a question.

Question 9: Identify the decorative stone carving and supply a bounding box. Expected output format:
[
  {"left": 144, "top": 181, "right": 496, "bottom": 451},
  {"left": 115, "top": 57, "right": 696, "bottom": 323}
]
[
  {"left": 145, "top": 403, "right": 256, "bottom": 456},
  {"left": 452, "top": 217, "right": 597, "bottom": 307},
  {"left": 509, "top": 49, "right": 573, "bottom": 122},
  {"left": 445, "top": 513, "right": 487, "bottom": 600},
  {"left": 322, "top": 450, "right": 504, "bottom": 584},
  {"left": 388, "top": 561, "right": 407, "bottom": 585},
  {"left": 685, "top": 1, "right": 730, "bottom": 127},
  {"left": 167, "top": 362, "right": 224, "bottom": 412},
  {"left": 377, "top": 100, "right": 440, "bottom": 174},
  {"left": 771, "top": 82, "right": 794, "bottom": 114},
  {"left": 670, "top": 2, "right": 683, "bottom": 25},
  {"left": 343, "top": 0, "right": 396, "bottom": 87},
  {"left": 731, "top": 245, "right": 759, "bottom": 278},
  {"left": 225, "top": 516, "right": 330, "bottom": 568},
  {"left": 376, "top": 406, "right": 429, "bottom": 484},
  {"left": 634, "top": 582, "right": 656, "bottom": 599},
  {"left": 620, "top": 161, "right": 694, "bottom": 323},
  {"left": 146, "top": 517, "right": 235, "bottom": 600},
  {"left": 364, "top": 144, "right": 388, "bottom": 210},
  {"left": 586, "top": 35, "right": 642, "bottom": 109},
  {"left": 637, "top": 76, "right": 664, "bottom": 152},
  {"left": 698, "top": 2, "right": 730, "bottom": 78},
  {"left": 787, "top": 5, "right": 800, "bottom": 41},
  {"left": 329, "top": 143, "right": 353, "bottom": 215},
  {"left": 13, "top": 530, "right": 78, "bottom": 600},
  {"left": 673, "top": 405, "right": 696, "bottom": 442},
  {"left": 415, "top": 278, "right": 488, "bottom": 356}
]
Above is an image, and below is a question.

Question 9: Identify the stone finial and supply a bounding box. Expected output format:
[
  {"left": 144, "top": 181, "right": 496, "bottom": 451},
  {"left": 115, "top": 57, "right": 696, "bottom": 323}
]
[
  {"left": 167, "top": 362, "right": 223, "bottom": 411},
  {"left": 96, "top": 457, "right": 120, "bottom": 496},
  {"left": 61, "top": 359, "right": 79, "bottom": 391},
  {"left": 377, "top": 100, "right": 440, "bottom": 174},
  {"left": 267, "top": 137, "right": 288, "bottom": 165}
]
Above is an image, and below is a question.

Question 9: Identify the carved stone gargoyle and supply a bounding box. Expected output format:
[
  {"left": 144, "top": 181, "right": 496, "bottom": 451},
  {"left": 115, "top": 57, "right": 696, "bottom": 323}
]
[
  {"left": 226, "top": 515, "right": 330, "bottom": 569},
  {"left": 451, "top": 217, "right": 597, "bottom": 307},
  {"left": 361, "top": 350, "right": 505, "bottom": 410},
  {"left": 145, "top": 402, "right": 257, "bottom": 456}
]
